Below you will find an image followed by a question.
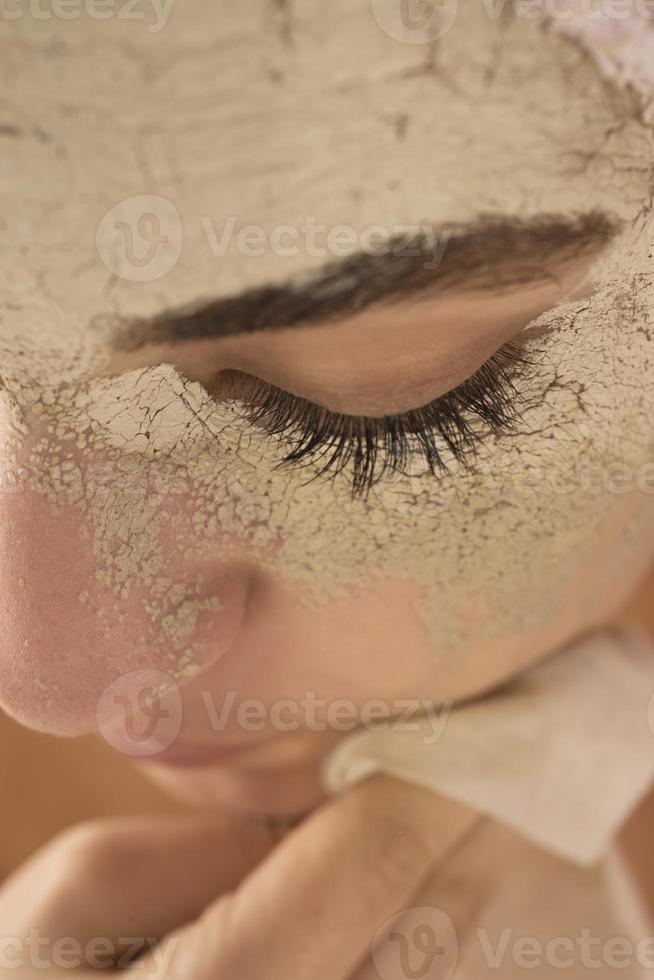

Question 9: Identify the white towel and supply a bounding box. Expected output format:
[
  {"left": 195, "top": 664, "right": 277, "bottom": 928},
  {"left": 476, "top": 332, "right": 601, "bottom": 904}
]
[{"left": 324, "top": 630, "right": 654, "bottom": 866}]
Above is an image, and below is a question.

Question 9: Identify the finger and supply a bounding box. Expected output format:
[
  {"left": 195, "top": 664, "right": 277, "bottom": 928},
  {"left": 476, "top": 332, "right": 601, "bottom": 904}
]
[
  {"left": 150, "top": 775, "right": 479, "bottom": 980},
  {"left": 1, "top": 812, "right": 276, "bottom": 953},
  {"left": 351, "top": 820, "right": 523, "bottom": 980}
]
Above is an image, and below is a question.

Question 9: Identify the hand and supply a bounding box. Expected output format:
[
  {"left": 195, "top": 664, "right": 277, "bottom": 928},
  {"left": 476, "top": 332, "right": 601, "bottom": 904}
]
[{"left": 0, "top": 776, "right": 480, "bottom": 979}]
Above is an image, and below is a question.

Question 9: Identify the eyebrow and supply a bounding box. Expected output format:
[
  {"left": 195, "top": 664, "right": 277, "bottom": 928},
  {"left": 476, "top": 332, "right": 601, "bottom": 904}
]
[{"left": 112, "top": 211, "right": 618, "bottom": 351}]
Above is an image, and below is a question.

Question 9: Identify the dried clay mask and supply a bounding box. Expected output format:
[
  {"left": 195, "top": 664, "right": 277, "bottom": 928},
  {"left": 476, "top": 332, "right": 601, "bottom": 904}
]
[{"left": 0, "top": 0, "right": 653, "bottom": 741}]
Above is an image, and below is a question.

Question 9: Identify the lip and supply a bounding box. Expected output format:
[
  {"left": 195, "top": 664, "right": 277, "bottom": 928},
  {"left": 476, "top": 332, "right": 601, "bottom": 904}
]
[{"left": 138, "top": 730, "right": 284, "bottom": 769}]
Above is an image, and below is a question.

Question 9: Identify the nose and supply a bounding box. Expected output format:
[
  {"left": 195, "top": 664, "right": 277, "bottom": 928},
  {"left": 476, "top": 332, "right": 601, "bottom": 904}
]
[{"left": 0, "top": 441, "right": 250, "bottom": 736}]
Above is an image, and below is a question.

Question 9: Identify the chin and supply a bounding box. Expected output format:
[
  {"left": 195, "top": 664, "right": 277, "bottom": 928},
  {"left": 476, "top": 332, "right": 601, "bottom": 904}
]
[
  {"left": 140, "top": 760, "right": 327, "bottom": 817},
  {"left": 135, "top": 729, "right": 337, "bottom": 817}
]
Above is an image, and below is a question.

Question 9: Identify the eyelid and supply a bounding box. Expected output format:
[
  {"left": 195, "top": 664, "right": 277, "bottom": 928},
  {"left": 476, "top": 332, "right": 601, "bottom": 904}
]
[
  {"left": 208, "top": 340, "right": 536, "bottom": 496},
  {"left": 210, "top": 328, "right": 536, "bottom": 417}
]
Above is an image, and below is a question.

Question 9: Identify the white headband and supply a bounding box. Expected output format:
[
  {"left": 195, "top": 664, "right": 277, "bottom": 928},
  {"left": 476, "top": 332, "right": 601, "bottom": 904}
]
[{"left": 525, "top": 1, "right": 654, "bottom": 120}]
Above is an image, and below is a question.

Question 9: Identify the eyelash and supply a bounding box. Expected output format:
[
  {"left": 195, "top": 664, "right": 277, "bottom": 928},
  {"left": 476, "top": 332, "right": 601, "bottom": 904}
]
[{"left": 235, "top": 341, "right": 532, "bottom": 497}]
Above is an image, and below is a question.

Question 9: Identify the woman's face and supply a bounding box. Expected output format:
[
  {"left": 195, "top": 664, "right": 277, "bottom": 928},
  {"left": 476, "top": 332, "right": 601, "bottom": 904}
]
[{"left": 1, "top": 0, "right": 653, "bottom": 813}]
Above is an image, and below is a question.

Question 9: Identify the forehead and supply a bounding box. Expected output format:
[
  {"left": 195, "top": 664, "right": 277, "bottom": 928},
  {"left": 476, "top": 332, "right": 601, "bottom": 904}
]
[{"left": 0, "top": 0, "right": 651, "bottom": 357}]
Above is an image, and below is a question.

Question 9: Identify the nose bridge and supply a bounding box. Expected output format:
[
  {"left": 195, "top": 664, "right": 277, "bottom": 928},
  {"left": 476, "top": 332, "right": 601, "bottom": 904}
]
[
  {"left": 0, "top": 416, "right": 252, "bottom": 737},
  {"left": 0, "top": 476, "right": 117, "bottom": 734}
]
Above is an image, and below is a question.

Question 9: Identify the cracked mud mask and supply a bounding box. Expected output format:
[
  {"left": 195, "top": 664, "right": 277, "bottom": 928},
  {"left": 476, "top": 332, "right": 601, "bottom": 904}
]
[{"left": 0, "top": 0, "right": 653, "bottom": 754}]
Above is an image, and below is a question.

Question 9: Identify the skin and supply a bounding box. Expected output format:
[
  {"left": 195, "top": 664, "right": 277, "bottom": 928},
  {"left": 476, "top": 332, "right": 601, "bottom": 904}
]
[
  {"left": 0, "top": 779, "right": 483, "bottom": 978},
  {"left": 0, "top": 2, "right": 654, "bottom": 972}
]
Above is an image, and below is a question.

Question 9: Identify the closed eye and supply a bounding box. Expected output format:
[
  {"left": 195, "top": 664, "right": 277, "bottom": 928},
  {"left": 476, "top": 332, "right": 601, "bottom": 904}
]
[{"left": 212, "top": 340, "right": 534, "bottom": 497}]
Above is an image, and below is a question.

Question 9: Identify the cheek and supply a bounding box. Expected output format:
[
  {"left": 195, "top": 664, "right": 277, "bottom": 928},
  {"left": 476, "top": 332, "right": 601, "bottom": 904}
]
[{"left": 0, "top": 469, "right": 252, "bottom": 736}]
